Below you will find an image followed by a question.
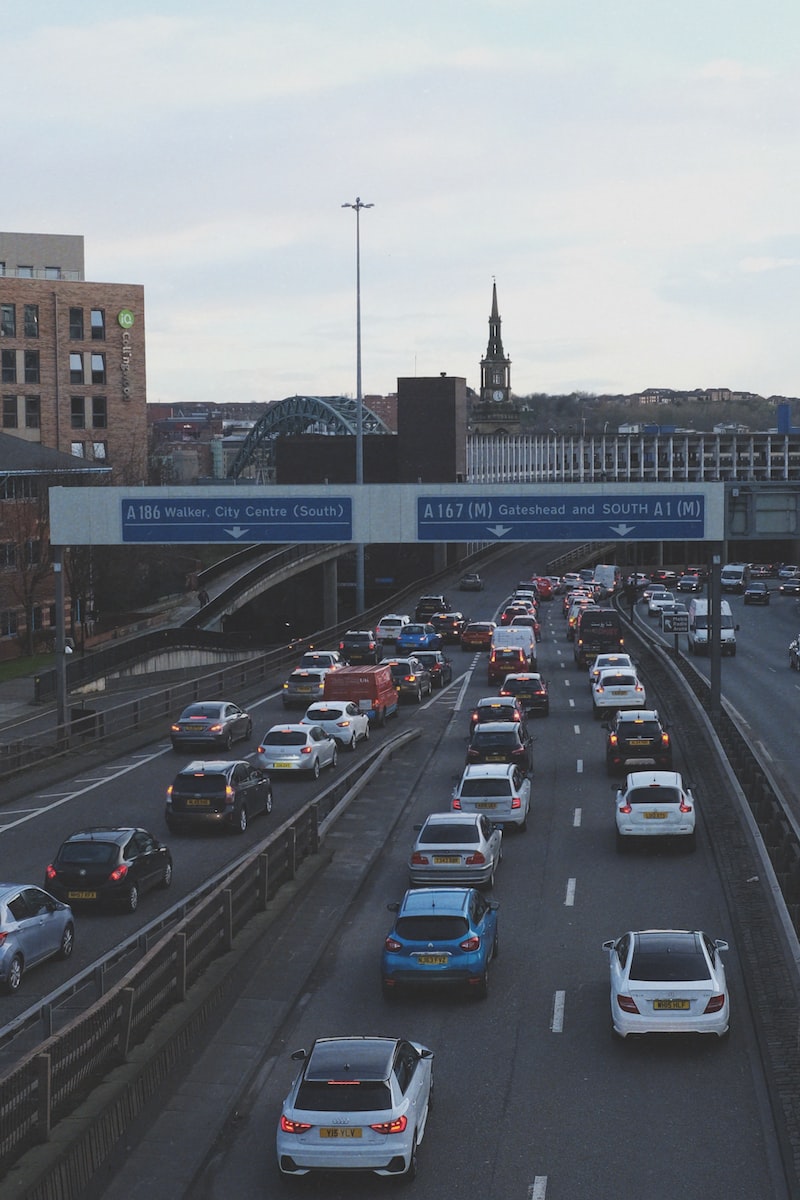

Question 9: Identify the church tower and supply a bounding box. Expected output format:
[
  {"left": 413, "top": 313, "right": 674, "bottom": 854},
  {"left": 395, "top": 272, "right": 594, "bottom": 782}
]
[{"left": 471, "top": 281, "right": 521, "bottom": 434}]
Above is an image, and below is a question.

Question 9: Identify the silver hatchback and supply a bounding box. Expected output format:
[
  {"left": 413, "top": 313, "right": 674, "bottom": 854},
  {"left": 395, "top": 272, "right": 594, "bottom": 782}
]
[
  {"left": 0, "top": 885, "right": 75, "bottom": 992},
  {"left": 256, "top": 724, "right": 338, "bottom": 779}
]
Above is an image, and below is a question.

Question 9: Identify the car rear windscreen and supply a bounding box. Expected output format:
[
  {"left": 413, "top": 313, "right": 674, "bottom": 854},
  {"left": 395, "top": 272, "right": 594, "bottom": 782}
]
[
  {"left": 629, "top": 945, "right": 710, "bottom": 982},
  {"left": 460, "top": 779, "right": 512, "bottom": 798},
  {"left": 627, "top": 787, "right": 679, "bottom": 805},
  {"left": 263, "top": 731, "right": 307, "bottom": 746},
  {"left": 58, "top": 843, "right": 116, "bottom": 865},
  {"left": 420, "top": 823, "right": 480, "bottom": 844},
  {"left": 395, "top": 916, "right": 469, "bottom": 941},
  {"left": 174, "top": 774, "right": 227, "bottom": 795},
  {"left": 295, "top": 1080, "right": 392, "bottom": 1113}
]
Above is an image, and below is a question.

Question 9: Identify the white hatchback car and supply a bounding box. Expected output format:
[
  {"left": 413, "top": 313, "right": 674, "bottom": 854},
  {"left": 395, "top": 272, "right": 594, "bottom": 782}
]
[
  {"left": 277, "top": 1036, "right": 434, "bottom": 1179},
  {"left": 614, "top": 770, "right": 695, "bottom": 851},
  {"left": 375, "top": 614, "right": 410, "bottom": 643},
  {"left": 602, "top": 929, "right": 729, "bottom": 1038},
  {"left": 452, "top": 763, "right": 531, "bottom": 831},
  {"left": 648, "top": 590, "right": 676, "bottom": 616},
  {"left": 256, "top": 724, "right": 338, "bottom": 779},
  {"left": 591, "top": 668, "right": 646, "bottom": 718},
  {"left": 301, "top": 702, "right": 370, "bottom": 751},
  {"left": 588, "top": 652, "right": 635, "bottom": 691}
]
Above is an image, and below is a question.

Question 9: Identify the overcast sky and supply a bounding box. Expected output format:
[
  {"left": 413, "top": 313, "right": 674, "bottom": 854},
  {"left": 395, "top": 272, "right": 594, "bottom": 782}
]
[{"left": 6, "top": 1, "right": 800, "bottom": 406}]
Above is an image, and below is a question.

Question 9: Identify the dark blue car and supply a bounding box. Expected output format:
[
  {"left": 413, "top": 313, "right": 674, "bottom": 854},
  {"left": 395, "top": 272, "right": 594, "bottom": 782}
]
[{"left": 381, "top": 887, "right": 498, "bottom": 999}]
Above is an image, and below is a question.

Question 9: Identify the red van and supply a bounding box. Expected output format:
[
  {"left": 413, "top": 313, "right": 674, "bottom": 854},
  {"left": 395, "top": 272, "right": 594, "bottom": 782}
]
[{"left": 322, "top": 664, "right": 399, "bottom": 726}]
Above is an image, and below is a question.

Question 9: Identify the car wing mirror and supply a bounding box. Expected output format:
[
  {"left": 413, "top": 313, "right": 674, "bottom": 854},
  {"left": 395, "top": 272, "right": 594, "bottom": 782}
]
[
  {"left": 413, "top": 823, "right": 423, "bottom": 831},
  {"left": 387, "top": 901, "right": 400, "bottom": 912},
  {"left": 291, "top": 1048, "right": 307, "bottom": 1061},
  {"left": 488, "top": 900, "right": 500, "bottom": 911},
  {"left": 601, "top": 940, "right": 615, "bottom": 952},
  {"left": 715, "top": 939, "right": 729, "bottom": 952}
]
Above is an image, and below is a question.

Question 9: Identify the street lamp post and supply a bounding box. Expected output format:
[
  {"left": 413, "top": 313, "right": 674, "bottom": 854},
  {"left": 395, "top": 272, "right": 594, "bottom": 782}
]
[{"left": 342, "top": 197, "right": 373, "bottom": 615}]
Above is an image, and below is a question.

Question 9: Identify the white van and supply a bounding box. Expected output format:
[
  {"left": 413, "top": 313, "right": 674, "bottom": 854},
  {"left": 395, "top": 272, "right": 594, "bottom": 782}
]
[
  {"left": 687, "top": 598, "right": 737, "bottom": 656},
  {"left": 720, "top": 563, "right": 750, "bottom": 594},
  {"left": 491, "top": 626, "right": 537, "bottom": 666},
  {"left": 593, "top": 564, "right": 620, "bottom": 598}
]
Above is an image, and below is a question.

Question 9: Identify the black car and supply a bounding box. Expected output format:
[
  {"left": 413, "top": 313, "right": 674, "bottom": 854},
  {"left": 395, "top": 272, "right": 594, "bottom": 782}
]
[
  {"left": 338, "top": 630, "right": 380, "bottom": 664},
  {"left": 429, "top": 612, "right": 468, "bottom": 643},
  {"left": 469, "top": 695, "right": 528, "bottom": 735},
  {"left": 45, "top": 827, "right": 172, "bottom": 913},
  {"left": 414, "top": 594, "right": 450, "bottom": 623},
  {"left": 498, "top": 672, "right": 550, "bottom": 716},
  {"left": 166, "top": 759, "right": 273, "bottom": 834},
  {"left": 412, "top": 650, "right": 453, "bottom": 688},
  {"left": 676, "top": 573, "right": 704, "bottom": 593},
  {"left": 382, "top": 656, "right": 433, "bottom": 702},
  {"left": 466, "top": 722, "right": 532, "bottom": 772},
  {"left": 779, "top": 578, "right": 800, "bottom": 596},
  {"left": 744, "top": 581, "right": 770, "bottom": 605},
  {"left": 603, "top": 709, "right": 672, "bottom": 776}
]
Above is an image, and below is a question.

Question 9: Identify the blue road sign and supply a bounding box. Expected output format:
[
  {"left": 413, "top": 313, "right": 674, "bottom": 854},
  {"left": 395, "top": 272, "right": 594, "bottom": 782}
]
[
  {"left": 417, "top": 494, "right": 706, "bottom": 542},
  {"left": 121, "top": 496, "right": 352, "bottom": 543}
]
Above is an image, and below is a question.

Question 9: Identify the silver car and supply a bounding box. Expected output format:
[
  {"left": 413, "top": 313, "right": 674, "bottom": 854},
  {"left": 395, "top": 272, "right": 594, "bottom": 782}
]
[
  {"left": 0, "top": 885, "right": 75, "bottom": 992},
  {"left": 256, "top": 724, "right": 338, "bottom": 779},
  {"left": 301, "top": 702, "right": 371, "bottom": 750},
  {"left": 409, "top": 812, "right": 503, "bottom": 888},
  {"left": 170, "top": 701, "right": 252, "bottom": 751}
]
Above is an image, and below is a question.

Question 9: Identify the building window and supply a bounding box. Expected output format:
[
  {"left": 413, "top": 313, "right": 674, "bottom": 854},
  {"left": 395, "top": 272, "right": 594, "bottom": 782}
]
[
  {"left": 69, "top": 308, "right": 84, "bottom": 339},
  {"left": 0, "top": 304, "right": 15, "bottom": 337},
  {"left": 70, "top": 396, "right": 86, "bottom": 429},
  {"left": 69, "top": 352, "right": 84, "bottom": 384},
  {"left": 92, "top": 441, "right": 107, "bottom": 460},
  {"left": 1, "top": 350, "right": 16, "bottom": 384},
  {"left": 0, "top": 543, "right": 16, "bottom": 569},
  {"left": 17, "top": 265, "right": 33, "bottom": 278},
  {"left": 0, "top": 611, "right": 18, "bottom": 637},
  {"left": 92, "top": 396, "right": 107, "bottom": 428},
  {"left": 25, "top": 397, "right": 40, "bottom": 429},
  {"left": 91, "top": 353, "right": 105, "bottom": 384},
  {"left": 25, "top": 540, "right": 41, "bottom": 567},
  {"left": 48, "top": 603, "right": 57, "bottom": 626},
  {"left": 29, "top": 605, "right": 43, "bottom": 631},
  {"left": 2, "top": 397, "right": 17, "bottom": 428},
  {"left": 23, "top": 305, "right": 39, "bottom": 338},
  {"left": 0, "top": 262, "right": 5, "bottom": 277},
  {"left": 45, "top": 267, "right": 60, "bottom": 279},
  {"left": 71, "top": 441, "right": 85, "bottom": 457},
  {"left": 24, "top": 351, "right": 39, "bottom": 384},
  {"left": 90, "top": 309, "right": 105, "bottom": 341}
]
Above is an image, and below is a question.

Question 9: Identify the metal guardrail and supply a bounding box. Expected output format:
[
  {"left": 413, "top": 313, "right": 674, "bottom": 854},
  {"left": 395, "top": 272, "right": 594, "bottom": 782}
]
[{"left": 0, "top": 728, "right": 419, "bottom": 1174}]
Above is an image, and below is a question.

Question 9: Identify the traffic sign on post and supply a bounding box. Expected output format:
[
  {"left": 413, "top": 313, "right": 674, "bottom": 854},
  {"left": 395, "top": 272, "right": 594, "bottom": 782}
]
[
  {"left": 120, "top": 496, "right": 353, "bottom": 543},
  {"left": 416, "top": 493, "right": 706, "bottom": 542}
]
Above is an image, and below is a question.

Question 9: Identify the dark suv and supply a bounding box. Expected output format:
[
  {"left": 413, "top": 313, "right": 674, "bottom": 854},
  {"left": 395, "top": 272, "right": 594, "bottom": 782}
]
[
  {"left": 166, "top": 759, "right": 273, "bottom": 834},
  {"left": 603, "top": 709, "right": 672, "bottom": 776},
  {"left": 415, "top": 594, "right": 450, "bottom": 623},
  {"left": 338, "top": 630, "right": 380, "bottom": 664},
  {"left": 45, "top": 826, "right": 172, "bottom": 913},
  {"left": 466, "top": 722, "right": 532, "bottom": 772}
]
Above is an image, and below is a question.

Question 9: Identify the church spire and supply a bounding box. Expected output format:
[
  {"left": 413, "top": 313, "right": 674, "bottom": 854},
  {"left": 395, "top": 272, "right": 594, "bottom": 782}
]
[{"left": 480, "top": 278, "right": 511, "bottom": 404}]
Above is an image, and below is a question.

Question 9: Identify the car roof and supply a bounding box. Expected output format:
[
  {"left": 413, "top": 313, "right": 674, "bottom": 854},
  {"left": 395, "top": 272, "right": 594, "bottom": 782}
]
[
  {"left": 305, "top": 1037, "right": 398, "bottom": 1082},
  {"left": 502, "top": 672, "right": 542, "bottom": 682},
  {"left": 614, "top": 709, "right": 660, "bottom": 723},
  {"left": 423, "top": 811, "right": 485, "bottom": 826},
  {"left": 476, "top": 695, "right": 519, "bottom": 706},
  {"left": 179, "top": 759, "right": 246, "bottom": 775},
  {"left": 59, "top": 827, "right": 141, "bottom": 844},
  {"left": 624, "top": 770, "right": 684, "bottom": 789},
  {"left": 461, "top": 763, "right": 515, "bottom": 779},
  {"left": 398, "top": 887, "right": 473, "bottom": 916},
  {"left": 263, "top": 724, "right": 314, "bottom": 735},
  {"left": 472, "top": 721, "right": 519, "bottom": 733}
]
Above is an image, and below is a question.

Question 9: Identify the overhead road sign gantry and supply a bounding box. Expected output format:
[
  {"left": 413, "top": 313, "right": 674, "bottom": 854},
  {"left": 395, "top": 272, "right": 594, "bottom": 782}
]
[
  {"left": 416, "top": 492, "right": 707, "bottom": 542},
  {"left": 120, "top": 495, "right": 352, "bottom": 543}
]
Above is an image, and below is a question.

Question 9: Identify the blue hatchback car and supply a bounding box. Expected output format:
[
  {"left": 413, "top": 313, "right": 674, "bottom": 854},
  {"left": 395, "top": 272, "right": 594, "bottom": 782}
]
[
  {"left": 381, "top": 887, "right": 498, "bottom": 999},
  {"left": 396, "top": 623, "right": 443, "bottom": 653}
]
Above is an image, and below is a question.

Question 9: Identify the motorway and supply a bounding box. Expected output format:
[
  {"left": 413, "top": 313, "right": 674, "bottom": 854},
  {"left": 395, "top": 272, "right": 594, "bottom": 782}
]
[{"left": 2, "top": 558, "right": 797, "bottom": 1198}]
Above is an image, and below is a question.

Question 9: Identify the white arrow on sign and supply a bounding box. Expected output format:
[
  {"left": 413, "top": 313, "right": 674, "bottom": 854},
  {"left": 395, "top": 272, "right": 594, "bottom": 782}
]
[
  {"left": 224, "top": 526, "right": 251, "bottom": 539},
  {"left": 487, "top": 524, "right": 513, "bottom": 538},
  {"left": 610, "top": 523, "right": 636, "bottom": 536}
]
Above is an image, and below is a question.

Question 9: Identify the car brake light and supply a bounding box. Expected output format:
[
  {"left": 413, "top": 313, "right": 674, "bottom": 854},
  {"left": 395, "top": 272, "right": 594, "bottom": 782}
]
[
  {"left": 384, "top": 937, "right": 402, "bottom": 952},
  {"left": 661, "top": 733, "right": 670, "bottom": 746},
  {"left": 45, "top": 864, "right": 56, "bottom": 880},
  {"left": 511, "top": 796, "right": 521, "bottom": 809},
  {"left": 300, "top": 746, "right": 312, "bottom": 755},
  {"left": 209, "top": 723, "right": 223, "bottom": 733},
  {"left": 617, "top": 994, "right": 639, "bottom": 1014},
  {"left": 0, "top": 933, "right": 7, "bottom": 945},
  {"left": 465, "top": 851, "right": 486, "bottom": 865},
  {"left": 166, "top": 785, "right": 173, "bottom": 798},
  {"left": 452, "top": 798, "right": 462, "bottom": 810},
  {"left": 704, "top": 994, "right": 726, "bottom": 1013},
  {"left": 108, "top": 863, "right": 129, "bottom": 883},
  {"left": 370, "top": 1115, "right": 408, "bottom": 1135},
  {"left": 226, "top": 785, "right": 235, "bottom": 798},
  {"left": 256, "top": 747, "right": 265, "bottom": 755},
  {"left": 280, "top": 1115, "right": 312, "bottom": 1134},
  {"left": 410, "top": 852, "right": 429, "bottom": 865},
  {"left": 170, "top": 724, "right": 180, "bottom": 733},
  {"left": 679, "top": 797, "right": 693, "bottom": 813},
  {"left": 460, "top": 935, "right": 481, "bottom": 951},
  {"left": 608, "top": 734, "right": 618, "bottom": 746},
  {"left": 405, "top": 674, "right": 417, "bottom": 682},
  {"left": 335, "top": 720, "right": 351, "bottom": 728}
]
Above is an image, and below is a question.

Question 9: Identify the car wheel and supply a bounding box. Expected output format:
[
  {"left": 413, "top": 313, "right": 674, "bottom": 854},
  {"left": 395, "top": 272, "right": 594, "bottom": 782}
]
[
  {"left": 5, "top": 955, "right": 23, "bottom": 993},
  {"left": 405, "top": 1136, "right": 418, "bottom": 1181},
  {"left": 330, "top": 747, "right": 338, "bottom": 769},
  {"left": 492, "top": 930, "right": 499, "bottom": 960},
  {"left": 127, "top": 884, "right": 139, "bottom": 913},
  {"left": 237, "top": 806, "right": 248, "bottom": 834},
  {"left": 363, "top": 723, "right": 370, "bottom": 742},
  {"left": 310, "top": 758, "right": 321, "bottom": 780},
  {"left": 244, "top": 720, "right": 253, "bottom": 741},
  {"left": 518, "top": 811, "right": 528, "bottom": 833},
  {"left": 224, "top": 732, "right": 233, "bottom": 751},
  {"left": 415, "top": 687, "right": 422, "bottom": 703},
  {"left": 58, "top": 922, "right": 75, "bottom": 960},
  {"left": 377, "top": 707, "right": 386, "bottom": 728},
  {"left": 161, "top": 861, "right": 173, "bottom": 889},
  {"left": 264, "top": 789, "right": 273, "bottom": 816},
  {"left": 475, "top": 965, "right": 489, "bottom": 1000},
  {"left": 347, "top": 734, "right": 357, "bottom": 751}
]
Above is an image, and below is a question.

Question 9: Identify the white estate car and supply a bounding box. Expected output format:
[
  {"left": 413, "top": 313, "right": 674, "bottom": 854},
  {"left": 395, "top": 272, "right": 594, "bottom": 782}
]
[
  {"left": 602, "top": 929, "right": 729, "bottom": 1038},
  {"left": 588, "top": 652, "right": 635, "bottom": 690},
  {"left": 277, "top": 1035, "right": 434, "bottom": 1179},
  {"left": 591, "top": 667, "right": 646, "bottom": 719},
  {"left": 301, "top": 702, "right": 370, "bottom": 750},
  {"left": 648, "top": 589, "right": 676, "bottom": 617},
  {"left": 614, "top": 770, "right": 696, "bottom": 851},
  {"left": 375, "top": 614, "right": 410, "bottom": 643},
  {"left": 452, "top": 763, "right": 531, "bottom": 831}
]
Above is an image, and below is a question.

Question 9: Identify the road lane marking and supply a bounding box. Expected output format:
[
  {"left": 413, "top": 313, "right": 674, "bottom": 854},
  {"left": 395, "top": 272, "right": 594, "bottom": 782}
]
[
  {"left": 551, "top": 991, "right": 565, "bottom": 1032},
  {"left": 529, "top": 1177, "right": 548, "bottom": 1199},
  {"left": 573, "top": 724, "right": 580, "bottom": 734},
  {"left": 565, "top": 877, "right": 576, "bottom": 905},
  {"left": 573, "top": 808, "right": 582, "bottom": 826},
  {"left": 576, "top": 759, "right": 583, "bottom": 773}
]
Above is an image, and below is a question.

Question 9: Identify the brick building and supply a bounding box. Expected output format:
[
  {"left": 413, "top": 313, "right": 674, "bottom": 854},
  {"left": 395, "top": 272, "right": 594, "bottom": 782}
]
[{"left": 0, "top": 233, "right": 147, "bottom": 483}]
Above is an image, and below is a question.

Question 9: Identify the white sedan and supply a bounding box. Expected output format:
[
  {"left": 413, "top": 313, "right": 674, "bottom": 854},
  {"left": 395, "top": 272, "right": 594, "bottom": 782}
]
[
  {"left": 256, "top": 724, "right": 338, "bottom": 778},
  {"left": 301, "top": 702, "right": 370, "bottom": 750},
  {"left": 648, "top": 589, "right": 676, "bottom": 616},
  {"left": 614, "top": 770, "right": 696, "bottom": 851},
  {"left": 602, "top": 929, "right": 730, "bottom": 1038},
  {"left": 588, "top": 652, "right": 635, "bottom": 690},
  {"left": 592, "top": 668, "right": 646, "bottom": 718}
]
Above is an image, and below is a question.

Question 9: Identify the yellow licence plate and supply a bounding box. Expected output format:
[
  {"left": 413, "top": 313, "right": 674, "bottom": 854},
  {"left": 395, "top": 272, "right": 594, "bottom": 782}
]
[
  {"left": 433, "top": 856, "right": 459, "bottom": 864},
  {"left": 653, "top": 999, "right": 690, "bottom": 1010},
  {"left": 272, "top": 762, "right": 294, "bottom": 768},
  {"left": 475, "top": 802, "right": 497, "bottom": 809},
  {"left": 68, "top": 890, "right": 97, "bottom": 900},
  {"left": 320, "top": 1128, "right": 362, "bottom": 1139},
  {"left": 417, "top": 954, "right": 448, "bottom": 965},
  {"left": 643, "top": 811, "right": 668, "bottom": 819},
  {"left": 629, "top": 739, "right": 649, "bottom": 746},
  {"left": 186, "top": 798, "right": 211, "bottom": 807}
]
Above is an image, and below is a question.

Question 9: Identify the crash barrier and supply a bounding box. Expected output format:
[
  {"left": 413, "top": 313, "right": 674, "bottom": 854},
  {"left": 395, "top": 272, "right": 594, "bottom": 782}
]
[{"left": 0, "top": 728, "right": 420, "bottom": 1184}]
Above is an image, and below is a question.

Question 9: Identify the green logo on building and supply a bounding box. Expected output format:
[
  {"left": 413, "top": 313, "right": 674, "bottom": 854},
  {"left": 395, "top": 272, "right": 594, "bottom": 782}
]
[{"left": 117, "top": 309, "right": 135, "bottom": 329}]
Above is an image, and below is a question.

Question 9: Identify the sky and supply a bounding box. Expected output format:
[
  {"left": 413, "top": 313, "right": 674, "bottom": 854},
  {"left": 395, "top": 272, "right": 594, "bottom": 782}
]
[{"left": 5, "top": 0, "right": 800, "bottom": 406}]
